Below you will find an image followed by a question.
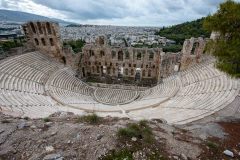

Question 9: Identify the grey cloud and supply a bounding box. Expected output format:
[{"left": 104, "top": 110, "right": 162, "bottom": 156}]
[{"left": 1, "top": 0, "right": 240, "bottom": 26}]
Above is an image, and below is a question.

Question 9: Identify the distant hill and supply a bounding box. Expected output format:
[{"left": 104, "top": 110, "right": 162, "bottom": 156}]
[
  {"left": 156, "top": 18, "right": 211, "bottom": 45},
  {"left": 0, "top": 9, "right": 75, "bottom": 26}
]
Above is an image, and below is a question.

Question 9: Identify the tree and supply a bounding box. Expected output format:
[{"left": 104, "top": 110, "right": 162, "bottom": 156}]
[
  {"left": 156, "top": 18, "right": 210, "bottom": 45},
  {"left": 204, "top": 0, "right": 240, "bottom": 77}
]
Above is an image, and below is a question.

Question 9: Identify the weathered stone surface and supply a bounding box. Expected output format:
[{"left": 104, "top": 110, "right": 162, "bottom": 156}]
[
  {"left": 180, "top": 37, "right": 206, "bottom": 71},
  {"left": 223, "top": 150, "right": 234, "bottom": 157},
  {"left": 43, "top": 153, "right": 63, "bottom": 160}
]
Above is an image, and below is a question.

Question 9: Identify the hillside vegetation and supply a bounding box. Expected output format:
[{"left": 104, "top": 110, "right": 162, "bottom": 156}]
[
  {"left": 156, "top": 18, "right": 211, "bottom": 45},
  {"left": 204, "top": 0, "right": 240, "bottom": 77}
]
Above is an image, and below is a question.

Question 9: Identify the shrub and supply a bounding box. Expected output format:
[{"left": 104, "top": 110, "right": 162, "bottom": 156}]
[
  {"left": 206, "top": 141, "right": 219, "bottom": 150},
  {"left": 43, "top": 117, "right": 50, "bottom": 122},
  {"left": 117, "top": 120, "right": 154, "bottom": 143},
  {"left": 100, "top": 149, "right": 133, "bottom": 160},
  {"left": 76, "top": 113, "right": 101, "bottom": 124}
]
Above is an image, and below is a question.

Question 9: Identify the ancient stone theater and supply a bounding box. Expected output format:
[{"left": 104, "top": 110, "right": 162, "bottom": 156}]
[{"left": 0, "top": 21, "right": 238, "bottom": 125}]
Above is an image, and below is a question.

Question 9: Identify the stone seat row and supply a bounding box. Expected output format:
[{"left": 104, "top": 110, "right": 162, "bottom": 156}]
[
  {"left": 177, "top": 75, "right": 238, "bottom": 96},
  {"left": 50, "top": 69, "right": 94, "bottom": 96},
  {"left": 0, "top": 89, "right": 56, "bottom": 107},
  {"left": 50, "top": 86, "right": 96, "bottom": 104},
  {"left": 0, "top": 73, "right": 44, "bottom": 94},
  {"left": 140, "top": 76, "right": 180, "bottom": 100},
  {"left": 94, "top": 88, "right": 139, "bottom": 105},
  {"left": 181, "top": 63, "right": 222, "bottom": 86},
  {"left": 0, "top": 52, "right": 67, "bottom": 117}
]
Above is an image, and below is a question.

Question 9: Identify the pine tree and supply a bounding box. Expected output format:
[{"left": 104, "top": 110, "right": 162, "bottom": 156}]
[{"left": 204, "top": 0, "right": 240, "bottom": 77}]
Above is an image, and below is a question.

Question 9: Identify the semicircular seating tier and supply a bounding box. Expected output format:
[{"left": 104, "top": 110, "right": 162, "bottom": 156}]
[
  {"left": 128, "top": 58, "right": 240, "bottom": 124},
  {"left": 94, "top": 88, "right": 139, "bottom": 105},
  {"left": 46, "top": 67, "right": 180, "bottom": 113},
  {"left": 0, "top": 52, "right": 84, "bottom": 118},
  {"left": 0, "top": 52, "right": 239, "bottom": 125}
]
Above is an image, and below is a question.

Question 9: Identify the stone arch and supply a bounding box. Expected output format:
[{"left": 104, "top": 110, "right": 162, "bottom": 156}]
[
  {"left": 97, "top": 66, "right": 100, "bottom": 73},
  {"left": 135, "top": 70, "right": 141, "bottom": 81},
  {"left": 112, "top": 68, "right": 115, "bottom": 75},
  {"left": 82, "top": 68, "right": 85, "bottom": 77},
  {"left": 118, "top": 50, "right": 123, "bottom": 61},
  {"left": 30, "top": 22, "right": 36, "bottom": 34},
  {"left": 49, "top": 38, "right": 54, "bottom": 46},
  {"left": 100, "top": 50, "right": 105, "bottom": 57},
  {"left": 34, "top": 38, "right": 39, "bottom": 45},
  {"left": 90, "top": 50, "right": 94, "bottom": 56},
  {"left": 61, "top": 56, "right": 66, "bottom": 65},
  {"left": 149, "top": 51, "right": 154, "bottom": 60},
  {"left": 46, "top": 22, "right": 52, "bottom": 35},
  {"left": 137, "top": 51, "right": 142, "bottom": 60},
  {"left": 125, "top": 68, "right": 128, "bottom": 75},
  {"left": 107, "top": 67, "right": 111, "bottom": 74},
  {"left": 37, "top": 22, "right": 43, "bottom": 34},
  {"left": 111, "top": 50, "right": 116, "bottom": 58},
  {"left": 41, "top": 38, "right": 46, "bottom": 46},
  {"left": 148, "top": 70, "right": 151, "bottom": 77},
  {"left": 125, "top": 50, "right": 130, "bottom": 59},
  {"left": 131, "top": 69, "right": 134, "bottom": 75},
  {"left": 191, "top": 42, "right": 199, "bottom": 55},
  {"left": 98, "top": 37, "right": 105, "bottom": 45},
  {"left": 142, "top": 70, "right": 145, "bottom": 77}
]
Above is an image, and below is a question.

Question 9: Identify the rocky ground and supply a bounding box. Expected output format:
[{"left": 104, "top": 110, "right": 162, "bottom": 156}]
[{"left": 0, "top": 111, "right": 239, "bottom": 160}]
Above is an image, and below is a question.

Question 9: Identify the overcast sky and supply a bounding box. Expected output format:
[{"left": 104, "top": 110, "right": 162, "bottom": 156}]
[{"left": 0, "top": 0, "right": 239, "bottom": 26}]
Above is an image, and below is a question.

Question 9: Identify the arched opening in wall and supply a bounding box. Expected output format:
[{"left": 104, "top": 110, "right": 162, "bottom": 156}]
[
  {"left": 125, "top": 68, "right": 128, "bottom": 75},
  {"left": 131, "top": 69, "right": 134, "bottom": 75},
  {"left": 82, "top": 68, "right": 85, "bottom": 77},
  {"left": 118, "top": 67, "right": 123, "bottom": 78},
  {"left": 41, "top": 38, "right": 46, "bottom": 46},
  {"left": 99, "top": 37, "right": 105, "bottom": 45},
  {"left": 61, "top": 56, "right": 66, "bottom": 65},
  {"left": 137, "top": 52, "right": 142, "bottom": 60},
  {"left": 49, "top": 38, "right": 54, "bottom": 46},
  {"left": 111, "top": 50, "right": 116, "bottom": 59},
  {"left": 34, "top": 38, "right": 39, "bottom": 45},
  {"left": 148, "top": 70, "right": 151, "bottom": 77},
  {"left": 92, "top": 66, "right": 95, "bottom": 73},
  {"left": 125, "top": 50, "right": 130, "bottom": 59},
  {"left": 107, "top": 67, "right": 111, "bottom": 74},
  {"left": 30, "top": 22, "right": 36, "bottom": 34},
  {"left": 149, "top": 51, "right": 154, "bottom": 60},
  {"left": 112, "top": 68, "right": 115, "bottom": 75},
  {"left": 118, "top": 50, "right": 123, "bottom": 61},
  {"left": 100, "top": 66, "right": 104, "bottom": 75},
  {"left": 191, "top": 42, "right": 199, "bottom": 55},
  {"left": 37, "top": 22, "right": 43, "bottom": 34},
  {"left": 100, "top": 50, "right": 105, "bottom": 57},
  {"left": 97, "top": 66, "right": 100, "bottom": 73},
  {"left": 90, "top": 50, "right": 94, "bottom": 56},
  {"left": 135, "top": 70, "right": 141, "bottom": 81},
  {"left": 142, "top": 70, "right": 145, "bottom": 77},
  {"left": 46, "top": 22, "right": 52, "bottom": 35}
]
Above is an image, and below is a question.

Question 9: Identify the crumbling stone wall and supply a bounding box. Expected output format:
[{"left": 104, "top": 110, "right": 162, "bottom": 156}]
[
  {"left": 180, "top": 37, "right": 206, "bottom": 70},
  {"left": 22, "top": 21, "right": 77, "bottom": 66},
  {"left": 80, "top": 37, "right": 179, "bottom": 84}
]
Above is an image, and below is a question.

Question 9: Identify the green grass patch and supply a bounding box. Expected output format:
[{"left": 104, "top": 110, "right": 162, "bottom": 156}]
[
  {"left": 100, "top": 149, "right": 133, "bottom": 160},
  {"left": 76, "top": 113, "right": 102, "bottom": 124},
  {"left": 43, "top": 117, "right": 50, "bottom": 122},
  {"left": 206, "top": 141, "right": 219, "bottom": 150},
  {"left": 117, "top": 120, "right": 154, "bottom": 143}
]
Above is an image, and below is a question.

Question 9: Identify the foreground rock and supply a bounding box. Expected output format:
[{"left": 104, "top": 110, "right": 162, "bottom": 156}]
[{"left": 0, "top": 112, "right": 239, "bottom": 160}]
